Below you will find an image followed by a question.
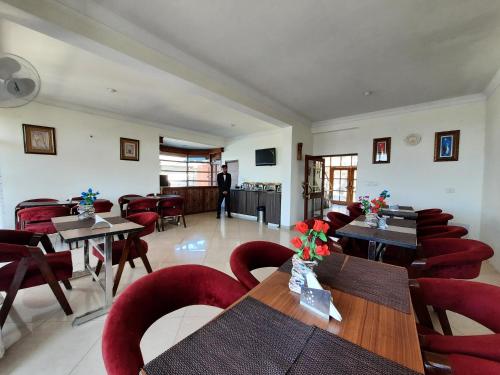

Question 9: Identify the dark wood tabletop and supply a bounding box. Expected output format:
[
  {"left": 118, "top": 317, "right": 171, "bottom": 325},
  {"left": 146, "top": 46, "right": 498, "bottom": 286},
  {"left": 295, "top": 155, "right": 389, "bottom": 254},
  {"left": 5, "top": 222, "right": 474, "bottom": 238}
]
[
  {"left": 16, "top": 200, "right": 74, "bottom": 208},
  {"left": 336, "top": 216, "right": 417, "bottom": 249},
  {"left": 125, "top": 195, "right": 181, "bottom": 202},
  {"left": 380, "top": 206, "right": 418, "bottom": 220}
]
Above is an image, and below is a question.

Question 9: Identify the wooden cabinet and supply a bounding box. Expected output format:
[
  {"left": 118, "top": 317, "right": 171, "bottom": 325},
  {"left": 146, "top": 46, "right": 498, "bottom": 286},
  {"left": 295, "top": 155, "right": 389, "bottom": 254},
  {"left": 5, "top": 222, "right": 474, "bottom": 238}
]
[
  {"left": 161, "top": 187, "right": 219, "bottom": 214},
  {"left": 230, "top": 190, "right": 281, "bottom": 225},
  {"left": 245, "top": 191, "right": 259, "bottom": 216},
  {"left": 262, "top": 192, "right": 281, "bottom": 225}
]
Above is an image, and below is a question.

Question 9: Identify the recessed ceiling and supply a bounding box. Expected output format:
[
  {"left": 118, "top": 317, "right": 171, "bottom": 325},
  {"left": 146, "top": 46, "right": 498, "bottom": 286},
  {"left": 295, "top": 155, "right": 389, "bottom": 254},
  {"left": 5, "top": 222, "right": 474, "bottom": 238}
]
[
  {"left": 58, "top": 0, "right": 500, "bottom": 121},
  {"left": 0, "top": 19, "right": 278, "bottom": 137},
  {"left": 161, "top": 138, "right": 217, "bottom": 150}
]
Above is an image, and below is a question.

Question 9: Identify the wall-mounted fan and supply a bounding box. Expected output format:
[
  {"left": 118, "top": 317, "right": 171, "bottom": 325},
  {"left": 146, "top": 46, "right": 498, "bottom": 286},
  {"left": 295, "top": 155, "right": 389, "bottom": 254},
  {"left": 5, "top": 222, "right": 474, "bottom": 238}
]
[{"left": 0, "top": 53, "right": 40, "bottom": 108}]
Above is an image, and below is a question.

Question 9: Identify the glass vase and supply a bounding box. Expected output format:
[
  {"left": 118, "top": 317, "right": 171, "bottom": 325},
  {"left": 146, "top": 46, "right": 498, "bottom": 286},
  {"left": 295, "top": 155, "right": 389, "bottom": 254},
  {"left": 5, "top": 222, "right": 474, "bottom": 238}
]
[
  {"left": 364, "top": 212, "right": 379, "bottom": 228},
  {"left": 77, "top": 204, "right": 95, "bottom": 220},
  {"left": 288, "top": 254, "right": 317, "bottom": 294}
]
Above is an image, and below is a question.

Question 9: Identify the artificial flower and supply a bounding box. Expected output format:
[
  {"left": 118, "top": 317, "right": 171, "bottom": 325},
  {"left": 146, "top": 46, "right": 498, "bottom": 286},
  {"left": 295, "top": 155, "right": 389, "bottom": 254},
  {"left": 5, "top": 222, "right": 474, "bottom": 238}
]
[
  {"left": 294, "top": 221, "right": 309, "bottom": 234},
  {"left": 302, "top": 246, "right": 310, "bottom": 260},
  {"left": 316, "top": 244, "right": 330, "bottom": 256},
  {"left": 313, "top": 219, "right": 324, "bottom": 232},
  {"left": 291, "top": 237, "right": 303, "bottom": 248},
  {"left": 322, "top": 222, "right": 330, "bottom": 234}
]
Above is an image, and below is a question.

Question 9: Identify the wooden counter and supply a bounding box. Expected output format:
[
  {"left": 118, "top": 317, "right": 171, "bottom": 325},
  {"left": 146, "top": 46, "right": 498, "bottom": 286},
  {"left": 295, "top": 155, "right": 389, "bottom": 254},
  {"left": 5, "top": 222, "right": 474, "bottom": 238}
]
[{"left": 160, "top": 186, "right": 218, "bottom": 214}]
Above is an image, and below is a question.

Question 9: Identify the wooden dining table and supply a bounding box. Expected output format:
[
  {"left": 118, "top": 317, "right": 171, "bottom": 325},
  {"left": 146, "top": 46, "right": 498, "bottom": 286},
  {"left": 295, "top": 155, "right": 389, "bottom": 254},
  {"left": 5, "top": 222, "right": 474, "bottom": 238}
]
[
  {"left": 142, "top": 254, "right": 424, "bottom": 374},
  {"left": 336, "top": 215, "right": 417, "bottom": 261},
  {"left": 52, "top": 212, "right": 143, "bottom": 325},
  {"left": 380, "top": 205, "right": 418, "bottom": 220}
]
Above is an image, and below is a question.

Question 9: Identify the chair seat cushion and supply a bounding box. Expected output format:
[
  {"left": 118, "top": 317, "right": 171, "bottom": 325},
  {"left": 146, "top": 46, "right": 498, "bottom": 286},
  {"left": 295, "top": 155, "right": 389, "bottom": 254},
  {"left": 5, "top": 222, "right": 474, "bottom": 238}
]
[
  {"left": 24, "top": 221, "right": 57, "bottom": 234},
  {"left": 92, "top": 239, "right": 149, "bottom": 264},
  {"left": 0, "top": 251, "right": 73, "bottom": 291}
]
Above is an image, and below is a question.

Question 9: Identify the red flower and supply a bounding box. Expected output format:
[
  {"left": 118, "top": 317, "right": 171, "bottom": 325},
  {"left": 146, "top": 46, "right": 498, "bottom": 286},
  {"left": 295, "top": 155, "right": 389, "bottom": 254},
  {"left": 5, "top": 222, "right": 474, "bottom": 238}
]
[
  {"left": 322, "top": 222, "right": 330, "bottom": 234},
  {"left": 291, "top": 237, "right": 303, "bottom": 249},
  {"left": 294, "top": 221, "right": 309, "bottom": 234},
  {"left": 316, "top": 244, "right": 330, "bottom": 256},
  {"left": 302, "top": 246, "right": 310, "bottom": 260},
  {"left": 313, "top": 219, "right": 324, "bottom": 232}
]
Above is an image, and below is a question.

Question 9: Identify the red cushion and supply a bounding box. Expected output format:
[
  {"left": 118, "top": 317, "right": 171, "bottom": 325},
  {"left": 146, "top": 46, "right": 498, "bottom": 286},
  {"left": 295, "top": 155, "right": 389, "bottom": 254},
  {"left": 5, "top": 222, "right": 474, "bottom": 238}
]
[
  {"left": 24, "top": 221, "right": 57, "bottom": 234},
  {"left": 448, "top": 354, "right": 500, "bottom": 375},
  {"left": 423, "top": 334, "right": 500, "bottom": 363},
  {"left": 92, "top": 239, "right": 148, "bottom": 264},
  {"left": 0, "top": 251, "right": 72, "bottom": 290}
]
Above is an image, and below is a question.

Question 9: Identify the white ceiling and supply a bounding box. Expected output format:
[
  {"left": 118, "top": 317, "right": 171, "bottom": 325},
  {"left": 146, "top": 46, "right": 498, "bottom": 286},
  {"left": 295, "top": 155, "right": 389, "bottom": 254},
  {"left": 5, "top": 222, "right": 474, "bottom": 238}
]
[
  {"left": 0, "top": 19, "right": 278, "bottom": 138},
  {"left": 162, "top": 138, "right": 216, "bottom": 150},
  {"left": 57, "top": 0, "right": 500, "bottom": 121}
]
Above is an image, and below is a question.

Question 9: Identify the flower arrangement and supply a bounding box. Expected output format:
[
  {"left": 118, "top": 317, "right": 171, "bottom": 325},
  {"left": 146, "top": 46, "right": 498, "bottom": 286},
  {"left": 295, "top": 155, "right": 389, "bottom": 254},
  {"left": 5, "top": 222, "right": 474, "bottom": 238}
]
[
  {"left": 359, "top": 190, "right": 390, "bottom": 214},
  {"left": 80, "top": 188, "right": 99, "bottom": 206},
  {"left": 290, "top": 219, "right": 331, "bottom": 261}
]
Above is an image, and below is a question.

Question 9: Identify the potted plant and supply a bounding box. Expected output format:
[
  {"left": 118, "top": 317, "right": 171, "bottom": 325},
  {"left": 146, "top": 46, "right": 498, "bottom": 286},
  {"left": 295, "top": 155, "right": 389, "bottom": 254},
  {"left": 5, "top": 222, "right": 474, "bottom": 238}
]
[{"left": 77, "top": 188, "right": 99, "bottom": 219}]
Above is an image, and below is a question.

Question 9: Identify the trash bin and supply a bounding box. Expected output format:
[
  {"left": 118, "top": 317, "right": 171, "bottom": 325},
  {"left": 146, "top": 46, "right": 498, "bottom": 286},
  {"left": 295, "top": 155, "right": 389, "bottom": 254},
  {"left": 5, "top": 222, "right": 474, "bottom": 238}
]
[{"left": 257, "top": 206, "right": 266, "bottom": 223}]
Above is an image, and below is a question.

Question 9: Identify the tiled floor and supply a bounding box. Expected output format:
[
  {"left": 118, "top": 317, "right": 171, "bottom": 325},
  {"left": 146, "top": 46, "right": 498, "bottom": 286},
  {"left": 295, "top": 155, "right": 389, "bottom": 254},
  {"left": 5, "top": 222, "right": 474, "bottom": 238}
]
[{"left": 0, "top": 212, "right": 498, "bottom": 374}]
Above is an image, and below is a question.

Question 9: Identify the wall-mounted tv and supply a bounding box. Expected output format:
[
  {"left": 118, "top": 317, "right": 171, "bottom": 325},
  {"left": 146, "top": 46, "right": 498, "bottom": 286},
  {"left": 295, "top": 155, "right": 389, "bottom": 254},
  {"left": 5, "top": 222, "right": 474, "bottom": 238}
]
[{"left": 255, "top": 148, "right": 276, "bottom": 166}]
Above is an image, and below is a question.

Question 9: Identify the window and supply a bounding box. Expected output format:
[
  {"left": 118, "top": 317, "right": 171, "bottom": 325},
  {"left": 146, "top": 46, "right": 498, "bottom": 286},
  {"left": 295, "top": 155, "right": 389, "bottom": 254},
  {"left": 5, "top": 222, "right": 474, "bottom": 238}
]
[{"left": 160, "top": 150, "right": 221, "bottom": 187}]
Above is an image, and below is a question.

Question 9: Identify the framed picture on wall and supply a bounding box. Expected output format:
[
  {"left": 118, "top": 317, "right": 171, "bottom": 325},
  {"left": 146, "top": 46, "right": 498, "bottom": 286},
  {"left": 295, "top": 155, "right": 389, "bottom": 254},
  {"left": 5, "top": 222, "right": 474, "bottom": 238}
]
[
  {"left": 372, "top": 137, "right": 391, "bottom": 164},
  {"left": 22, "top": 124, "right": 57, "bottom": 155},
  {"left": 120, "top": 137, "right": 140, "bottom": 161},
  {"left": 434, "top": 130, "right": 460, "bottom": 162}
]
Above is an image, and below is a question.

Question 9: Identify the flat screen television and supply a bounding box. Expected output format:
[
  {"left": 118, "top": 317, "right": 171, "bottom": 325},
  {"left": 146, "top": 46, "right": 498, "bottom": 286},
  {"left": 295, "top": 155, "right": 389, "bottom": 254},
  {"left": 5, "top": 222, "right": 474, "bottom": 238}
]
[{"left": 255, "top": 148, "right": 276, "bottom": 166}]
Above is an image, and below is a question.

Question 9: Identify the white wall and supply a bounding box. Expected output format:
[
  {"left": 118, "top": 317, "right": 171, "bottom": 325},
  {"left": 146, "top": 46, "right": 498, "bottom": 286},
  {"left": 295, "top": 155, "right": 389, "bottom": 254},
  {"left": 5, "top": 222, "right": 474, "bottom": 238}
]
[
  {"left": 313, "top": 100, "right": 486, "bottom": 238},
  {"left": 0, "top": 101, "right": 217, "bottom": 228},
  {"left": 481, "top": 87, "right": 500, "bottom": 270}
]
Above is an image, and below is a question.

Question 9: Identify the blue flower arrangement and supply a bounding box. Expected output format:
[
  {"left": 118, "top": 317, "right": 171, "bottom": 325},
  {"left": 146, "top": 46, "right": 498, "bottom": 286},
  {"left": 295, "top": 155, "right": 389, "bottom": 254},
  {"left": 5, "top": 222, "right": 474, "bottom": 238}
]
[{"left": 80, "top": 188, "right": 99, "bottom": 206}]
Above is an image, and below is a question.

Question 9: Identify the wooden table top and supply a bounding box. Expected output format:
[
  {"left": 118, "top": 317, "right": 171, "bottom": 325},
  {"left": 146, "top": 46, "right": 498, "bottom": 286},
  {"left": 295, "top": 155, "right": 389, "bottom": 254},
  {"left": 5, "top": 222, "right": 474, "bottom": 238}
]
[
  {"left": 125, "top": 195, "right": 181, "bottom": 202},
  {"left": 17, "top": 200, "right": 74, "bottom": 208},
  {"left": 336, "top": 216, "right": 417, "bottom": 249},
  {"left": 52, "top": 212, "right": 143, "bottom": 242},
  {"left": 247, "top": 268, "right": 424, "bottom": 373},
  {"left": 380, "top": 206, "right": 418, "bottom": 219}
]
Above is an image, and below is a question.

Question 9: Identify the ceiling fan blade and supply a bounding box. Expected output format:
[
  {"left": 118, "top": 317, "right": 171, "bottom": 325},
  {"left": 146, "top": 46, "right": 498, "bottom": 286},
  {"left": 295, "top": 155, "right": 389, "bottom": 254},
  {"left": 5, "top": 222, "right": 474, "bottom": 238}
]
[
  {"left": 6, "top": 78, "right": 36, "bottom": 97},
  {"left": 0, "top": 56, "right": 21, "bottom": 80}
]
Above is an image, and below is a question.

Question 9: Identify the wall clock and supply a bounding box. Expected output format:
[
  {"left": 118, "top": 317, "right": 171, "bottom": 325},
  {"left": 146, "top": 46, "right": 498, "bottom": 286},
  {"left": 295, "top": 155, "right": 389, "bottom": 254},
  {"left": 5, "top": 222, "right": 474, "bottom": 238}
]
[{"left": 404, "top": 133, "right": 422, "bottom": 146}]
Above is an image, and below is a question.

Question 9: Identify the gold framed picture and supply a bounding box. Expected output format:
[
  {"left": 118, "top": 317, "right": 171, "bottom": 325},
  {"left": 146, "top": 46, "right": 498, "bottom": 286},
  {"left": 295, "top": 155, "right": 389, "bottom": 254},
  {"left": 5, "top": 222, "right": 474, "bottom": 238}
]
[
  {"left": 22, "top": 124, "right": 57, "bottom": 155},
  {"left": 434, "top": 130, "right": 460, "bottom": 162},
  {"left": 120, "top": 137, "right": 140, "bottom": 161}
]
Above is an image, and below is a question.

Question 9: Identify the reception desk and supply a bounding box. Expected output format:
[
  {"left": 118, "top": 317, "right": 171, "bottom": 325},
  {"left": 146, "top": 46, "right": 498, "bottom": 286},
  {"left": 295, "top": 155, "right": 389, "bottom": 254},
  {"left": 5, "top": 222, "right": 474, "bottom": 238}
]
[
  {"left": 160, "top": 186, "right": 219, "bottom": 215},
  {"left": 230, "top": 189, "right": 281, "bottom": 225}
]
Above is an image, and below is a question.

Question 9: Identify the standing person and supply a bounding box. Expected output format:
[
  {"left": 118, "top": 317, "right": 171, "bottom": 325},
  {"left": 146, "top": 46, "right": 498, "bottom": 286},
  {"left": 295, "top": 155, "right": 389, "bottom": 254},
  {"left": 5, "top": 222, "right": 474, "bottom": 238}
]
[{"left": 216, "top": 164, "right": 232, "bottom": 219}]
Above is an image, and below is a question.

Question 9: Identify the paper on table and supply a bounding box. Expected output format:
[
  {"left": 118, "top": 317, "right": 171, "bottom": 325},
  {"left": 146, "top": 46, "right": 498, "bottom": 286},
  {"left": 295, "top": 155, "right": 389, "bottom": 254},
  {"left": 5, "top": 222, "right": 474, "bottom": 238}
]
[
  {"left": 91, "top": 215, "right": 112, "bottom": 230},
  {"left": 304, "top": 273, "right": 342, "bottom": 322}
]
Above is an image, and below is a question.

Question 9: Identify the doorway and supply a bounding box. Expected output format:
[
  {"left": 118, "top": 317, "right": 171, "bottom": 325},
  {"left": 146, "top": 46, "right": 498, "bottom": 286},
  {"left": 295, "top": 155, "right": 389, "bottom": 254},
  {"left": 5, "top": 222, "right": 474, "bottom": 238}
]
[{"left": 323, "top": 154, "right": 358, "bottom": 208}]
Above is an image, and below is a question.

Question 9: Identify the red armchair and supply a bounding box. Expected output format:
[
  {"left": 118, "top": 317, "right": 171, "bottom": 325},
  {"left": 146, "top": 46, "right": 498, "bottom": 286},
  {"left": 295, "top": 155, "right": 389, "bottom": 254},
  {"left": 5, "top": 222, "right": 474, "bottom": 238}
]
[
  {"left": 411, "top": 278, "right": 500, "bottom": 365},
  {"left": 15, "top": 198, "right": 59, "bottom": 229},
  {"left": 418, "top": 225, "right": 468, "bottom": 241},
  {"left": 17, "top": 206, "right": 71, "bottom": 234},
  {"left": 0, "top": 231, "right": 73, "bottom": 327},
  {"left": 410, "top": 238, "right": 493, "bottom": 279},
  {"left": 102, "top": 265, "right": 247, "bottom": 375},
  {"left": 93, "top": 212, "right": 158, "bottom": 295},
  {"left": 93, "top": 199, "right": 114, "bottom": 213},
  {"left": 422, "top": 351, "right": 500, "bottom": 375},
  {"left": 326, "top": 211, "right": 353, "bottom": 237},
  {"left": 158, "top": 196, "right": 186, "bottom": 230},
  {"left": 230, "top": 241, "right": 294, "bottom": 290},
  {"left": 417, "top": 213, "right": 453, "bottom": 227},
  {"left": 346, "top": 202, "right": 362, "bottom": 218},
  {"left": 118, "top": 194, "right": 142, "bottom": 217},
  {"left": 416, "top": 208, "right": 442, "bottom": 216}
]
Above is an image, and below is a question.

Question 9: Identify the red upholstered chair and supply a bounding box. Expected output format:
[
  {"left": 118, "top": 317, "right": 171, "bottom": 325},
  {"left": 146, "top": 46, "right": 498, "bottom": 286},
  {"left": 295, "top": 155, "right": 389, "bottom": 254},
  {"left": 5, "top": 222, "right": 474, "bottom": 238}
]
[
  {"left": 17, "top": 206, "right": 71, "bottom": 234},
  {"left": 15, "top": 198, "right": 58, "bottom": 229},
  {"left": 410, "top": 238, "right": 493, "bottom": 279},
  {"left": 422, "top": 351, "right": 500, "bottom": 375},
  {"left": 93, "top": 199, "right": 114, "bottom": 213},
  {"left": 102, "top": 265, "right": 247, "bottom": 375},
  {"left": 0, "top": 232, "right": 73, "bottom": 327},
  {"left": 417, "top": 208, "right": 443, "bottom": 216},
  {"left": 93, "top": 212, "right": 158, "bottom": 295},
  {"left": 146, "top": 193, "right": 156, "bottom": 197},
  {"left": 326, "top": 211, "right": 353, "bottom": 236},
  {"left": 417, "top": 213, "right": 453, "bottom": 227},
  {"left": 158, "top": 196, "right": 186, "bottom": 230},
  {"left": 118, "top": 194, "right": 142, "bottom": 217},
  {"left": 418, "top": 225, "right": 468, "bottom": 241},
  {"left": 346, "top": 202, "right": 362, "bottom": 218},
  {"left": 410, "top": 278, "right": 500, "bottom": 364},
  {"left": 230, "top": 241, "right": 294, "bottom": 290}
]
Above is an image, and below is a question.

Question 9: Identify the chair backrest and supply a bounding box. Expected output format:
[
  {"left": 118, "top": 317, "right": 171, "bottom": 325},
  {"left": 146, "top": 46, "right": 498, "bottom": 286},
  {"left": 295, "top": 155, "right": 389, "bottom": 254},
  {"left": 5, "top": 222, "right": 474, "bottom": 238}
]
[
  {"left": 146, "top": 193, "right": 156, "bottom": 197},
  {"left": 158, "top": 197, "right": 184, "bottom": 216},
  {"left": 417, "top": 213, "right": 453, "bottom": 227},
  {"left": 416, "top": 208, "right": 442, "bottom": 216},
  {"left": 127, "top": 198, "right": 158, "bottom": 213},
  {"left": 418, "top": 225, "right": 468, "bottom": 240},
  {"left": 346, "top": 202, "right": 362, "bottom": 218},
  {"left": 102, "top": 265, "right": 247, "bottom": 375},
  {"left": 412, "top": 278, "right": 500, "bottom": 333},
  {"left": 17, "top": 206, "right": 71, "bottom": 223},
  {"left": 15, "top": 198, "right": 58, "bottom": 208},
  {"left": 93, "top": 199, "right": 114, "bottom": 213},
  {"left": 118, "top": 194, "right": 142, "bottom": 205},
  {"left": 326, "top": 211, "right": 353, "bottom": 228},
  {"left": 230, "top": 241, "right": 294, "bottom": 290},
  {"left": 126, "top": 212, "right": 159, "bottom": 237}
]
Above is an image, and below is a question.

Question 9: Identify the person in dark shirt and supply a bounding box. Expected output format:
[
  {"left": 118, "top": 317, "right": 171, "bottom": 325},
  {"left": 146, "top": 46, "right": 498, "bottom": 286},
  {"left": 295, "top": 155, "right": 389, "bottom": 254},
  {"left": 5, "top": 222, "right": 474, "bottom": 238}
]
[{"left": 216, "top": 164, "right": 232, "bottom": 219}]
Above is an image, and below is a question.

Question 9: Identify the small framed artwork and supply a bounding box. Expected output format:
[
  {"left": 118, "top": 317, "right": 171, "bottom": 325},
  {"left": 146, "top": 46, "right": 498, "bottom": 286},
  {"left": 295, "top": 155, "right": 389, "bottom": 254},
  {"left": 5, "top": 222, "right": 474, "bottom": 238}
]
[
  {"left": 22, "top": 124, "right": 57, "bottom": 155},
  {"left": 434, "top": 130, "right": 460, "bottom": 162},
  {"left": 372, "top": 137, "right": 391, "bottom": 164},
  {"left": 120, "top": 137, "right": 140, "bottom": 161}
]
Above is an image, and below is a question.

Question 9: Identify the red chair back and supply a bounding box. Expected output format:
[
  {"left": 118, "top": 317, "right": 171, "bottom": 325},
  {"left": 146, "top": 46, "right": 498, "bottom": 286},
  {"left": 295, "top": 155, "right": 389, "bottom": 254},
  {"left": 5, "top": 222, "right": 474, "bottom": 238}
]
[
  {"left": 127, "top": 198, "right": 157, "bottom": 215},
  {"left": 158, "top": 197, "right": 184, "bottom": 216},
  {"left": 327, "top": 211, "right": 353, "bottom": 227},
  {"left": 118, "top": 194, "right": 142, "bottom": 205},
  {"left": 230, "top": 241, "right": 294, "bottom": 290},
  {"left": 416, "top": 208, "right": 442, "bottom": 216},
  {"left": 93, "top": 199, "right": 114, "bottom": 213},
  {"left": 126, "top": 212, "right": 159, "bottom": 237},
  {"left": 16, "top": 198, "right": 58, "bottom": 208},
  {"left": 418, "top": 225, "right": 468, "bottom": 240},
  {"left": 417, "top": 213, "right": 453, "bottom": 227},
  {"left": 17, "top": 206, "right": 70, "bottom": 224},
  {"left": 102, "top": 265, "right": 247, "bottom": 375},
  {"left": 346, "top": 202, "right": 362, "bottom": 218}
]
